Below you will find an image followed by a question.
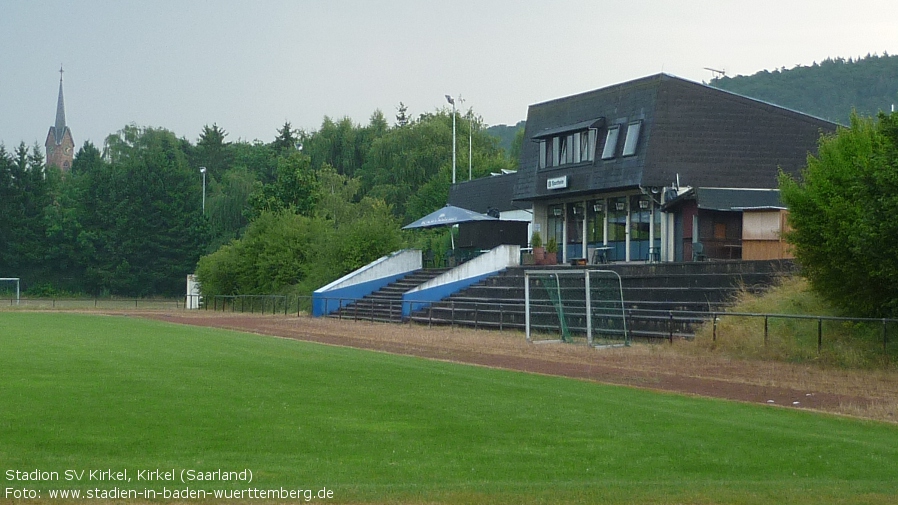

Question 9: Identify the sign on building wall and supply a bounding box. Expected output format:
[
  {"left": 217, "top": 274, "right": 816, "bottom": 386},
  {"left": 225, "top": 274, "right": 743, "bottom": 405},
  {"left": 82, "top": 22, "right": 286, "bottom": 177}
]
[{"left": 547, "top": 176, "right": 568, "bottom": 190}]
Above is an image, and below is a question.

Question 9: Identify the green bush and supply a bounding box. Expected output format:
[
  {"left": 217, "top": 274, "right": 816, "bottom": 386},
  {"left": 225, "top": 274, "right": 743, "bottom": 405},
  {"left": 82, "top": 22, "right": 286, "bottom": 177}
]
[
  {"left": 780, "top": 111, "right": 898, "bottom": 318},
  {"left": 197, "top": 202, "right": 404, "bottom": 299}
]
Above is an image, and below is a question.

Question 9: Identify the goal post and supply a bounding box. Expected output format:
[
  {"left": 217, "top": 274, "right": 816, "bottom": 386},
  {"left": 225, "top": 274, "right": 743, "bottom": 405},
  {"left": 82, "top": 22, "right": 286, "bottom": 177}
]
[
  {"left": 0, "top": 278, "right": 20, "bottom": 306},
  {"left": 524, "top": 269, "right": 628, "bottom": 347}
]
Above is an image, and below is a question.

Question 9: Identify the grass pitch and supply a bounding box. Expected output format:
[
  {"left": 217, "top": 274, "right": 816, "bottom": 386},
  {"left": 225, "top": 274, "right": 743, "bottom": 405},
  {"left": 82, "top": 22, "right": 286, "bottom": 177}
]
[{"left": 1, "top": 312, "right": 897, "bottom": 504}]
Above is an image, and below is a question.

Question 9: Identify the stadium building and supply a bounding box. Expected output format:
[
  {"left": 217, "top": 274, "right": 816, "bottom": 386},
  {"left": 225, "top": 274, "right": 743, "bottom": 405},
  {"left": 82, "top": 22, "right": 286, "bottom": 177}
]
[{"left": 452, "top": 73, "right": 837, "bottom": 264}]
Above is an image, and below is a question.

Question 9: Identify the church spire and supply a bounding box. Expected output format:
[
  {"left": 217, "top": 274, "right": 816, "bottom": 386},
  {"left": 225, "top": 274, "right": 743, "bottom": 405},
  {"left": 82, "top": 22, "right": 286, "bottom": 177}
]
[
  {"left": 54, "top": 66, "right": 67, "bottom": 145},
  {"left": 46, "top": 66, "right": 74, "bottom": 171}
]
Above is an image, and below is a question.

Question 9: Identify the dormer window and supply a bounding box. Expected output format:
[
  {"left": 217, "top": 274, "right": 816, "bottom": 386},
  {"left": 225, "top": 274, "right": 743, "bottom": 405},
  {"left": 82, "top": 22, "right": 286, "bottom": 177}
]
[
  {"left": 622, "top": 120, "right": 642, "bottom": 157},
  {"left": 601, "top": 126, "right": 620, "bottom": 160},
  {"left": 579, "top": 130, "right": 594, "bottom": 162},
  {"left": 537, "top": 127, "right": 597, "bottom": 169},
  {"left": 534, "top": 118, "right": 602, "bottom": 169}
]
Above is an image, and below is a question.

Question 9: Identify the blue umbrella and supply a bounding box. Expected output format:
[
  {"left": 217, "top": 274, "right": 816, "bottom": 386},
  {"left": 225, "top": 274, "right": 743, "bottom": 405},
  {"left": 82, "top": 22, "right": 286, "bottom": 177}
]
[{"left": 403, "top": 204, "right": 498, "bottom": 249}]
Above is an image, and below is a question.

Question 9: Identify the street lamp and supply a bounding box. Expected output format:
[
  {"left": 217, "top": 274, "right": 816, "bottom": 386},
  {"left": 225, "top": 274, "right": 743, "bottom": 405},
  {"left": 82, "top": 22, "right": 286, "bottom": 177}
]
[
  {"left": 468, "top": 110, "right": 472, "bottom": 181},
  {"left": 457, "top": 95, "right": 473, "bottom": 181},
  {"left": 199, "top": 167, "right": 206, "bottom": 214},
  {"left": 446, "top": 94, "right": 456, "bottom": 184}
]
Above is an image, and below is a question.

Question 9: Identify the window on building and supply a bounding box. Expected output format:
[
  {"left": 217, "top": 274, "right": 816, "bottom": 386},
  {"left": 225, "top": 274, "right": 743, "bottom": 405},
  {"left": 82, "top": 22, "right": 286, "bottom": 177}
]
[
  {"left": 549, "top": 137, "right": 561, "bottom": 167},
  {"left": 622, "top": 121, "right": 642, "bottom": 157},
  {"left": 538, "top": 140, "right": 546, "bottom": 169},
  {"left": 588, "top": 199, "right": 605, "bottom": 244},
  {"left": 558, "top": 136, "right": 568, "bottom": 166},
  {"left": 538, "top": 128, "right": 597, "bottom": 169},
  {"left": 580, "top": 130, "right": 595, "bottom": 162},
  {"left": 601, "top": 126, "right": 620, "bottom": 160}
]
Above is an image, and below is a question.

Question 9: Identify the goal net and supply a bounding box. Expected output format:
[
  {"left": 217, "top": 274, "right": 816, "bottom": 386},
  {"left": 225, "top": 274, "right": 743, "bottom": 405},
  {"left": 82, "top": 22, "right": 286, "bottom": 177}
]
[
  {"left": 0, "top": 277, "right": 20, "bottom": 306},
  {"left": 524, "top": 269, "right": 628, "bottom": 347}
]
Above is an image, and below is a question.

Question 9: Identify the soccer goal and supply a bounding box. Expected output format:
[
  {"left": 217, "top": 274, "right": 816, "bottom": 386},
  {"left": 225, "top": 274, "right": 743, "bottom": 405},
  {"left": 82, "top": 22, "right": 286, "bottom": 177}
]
[
  {"left": 0, "top": 277, "right": 20, "bottom": 306},
  {"left": 524, "top": 269, "right": 628, "bottom": 347}
]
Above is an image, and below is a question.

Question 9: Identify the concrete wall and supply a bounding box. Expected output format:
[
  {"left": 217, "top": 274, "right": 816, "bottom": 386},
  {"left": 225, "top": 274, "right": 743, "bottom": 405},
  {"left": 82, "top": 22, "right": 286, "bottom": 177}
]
[
  {"left": 402, "top": 245, "right": 520, "bottom": 316},
  {"left": 313, "top": 249, "right": 422, "bottom": 316},
  {"left": 186, "top": 275, "right": 201, "bottom": 309}
]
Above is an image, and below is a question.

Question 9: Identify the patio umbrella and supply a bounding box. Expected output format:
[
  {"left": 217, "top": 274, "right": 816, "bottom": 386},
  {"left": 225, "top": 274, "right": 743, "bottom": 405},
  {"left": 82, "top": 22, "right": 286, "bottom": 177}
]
[{"left": 402, "top": 204, "right": 498, "bottom": 249}]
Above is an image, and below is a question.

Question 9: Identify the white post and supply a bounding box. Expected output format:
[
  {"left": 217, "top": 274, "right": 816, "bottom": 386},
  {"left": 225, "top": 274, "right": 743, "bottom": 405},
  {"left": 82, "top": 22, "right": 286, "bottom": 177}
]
[
  {"left": 585, "top": 270, "right": 592, "bottom": 346},
  {"left": 468, "top": 110, "right": 472, "bottom": 181},
  {"left": 200, "top": 167, "right": 207, "bottom": 214},
  {"left": 452, "top": 102, "right": 457, "bottom": 184},
  {"left": 446, "top": 95, "right": 456, "bottom": 184},
  {"left": 1, "top": 278, "right": 20, "bottom": 306},
  {"left": 524, "top": 271, "right": 531, "bottom": 342}
]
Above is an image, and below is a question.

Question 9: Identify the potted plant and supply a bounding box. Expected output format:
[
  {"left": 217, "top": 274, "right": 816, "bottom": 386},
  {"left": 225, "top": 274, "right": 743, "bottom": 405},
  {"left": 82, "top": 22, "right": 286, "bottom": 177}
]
[
  {"left": 545, "top": 237, "right": 558, "bottom": 265},
  {"left": 531, "top": 231, "right": 545, "bottom": 264}
]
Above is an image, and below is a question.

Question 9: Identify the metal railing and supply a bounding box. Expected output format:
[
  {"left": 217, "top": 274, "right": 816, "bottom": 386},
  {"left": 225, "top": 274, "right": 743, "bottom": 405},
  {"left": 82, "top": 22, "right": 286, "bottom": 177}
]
[
  {"left": 2, "top": 296, "right": 189, "bottom": 310},
  {"left": 708, "top": 311, "right": 898, "bottom": 355},
  {"left": 197, "top": 294, "right": 898, "bottom": 358}
]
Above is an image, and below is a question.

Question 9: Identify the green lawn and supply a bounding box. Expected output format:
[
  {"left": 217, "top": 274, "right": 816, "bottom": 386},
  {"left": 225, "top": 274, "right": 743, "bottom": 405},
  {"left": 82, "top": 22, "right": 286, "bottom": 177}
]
[{"left": 1, "top": 312, "right": 897, "bottom": 504}]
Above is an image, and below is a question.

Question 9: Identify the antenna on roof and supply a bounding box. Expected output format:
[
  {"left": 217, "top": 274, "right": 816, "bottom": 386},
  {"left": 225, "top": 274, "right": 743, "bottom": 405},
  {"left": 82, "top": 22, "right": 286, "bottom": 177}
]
[{"left": 704, "top": 67, "right": 726, "bottom": 79}]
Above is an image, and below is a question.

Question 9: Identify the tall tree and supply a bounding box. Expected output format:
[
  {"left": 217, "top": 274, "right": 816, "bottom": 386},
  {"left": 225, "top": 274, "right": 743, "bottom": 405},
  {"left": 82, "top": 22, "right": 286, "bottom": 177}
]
[
  {"left": 80, "top": 126, "right": 209, "bottom": 296},
  {"left": 70, "top": 141, "right": 103, "bottom": 175},
  {"left": 359, "top": 109, "right": 514, "bottom": 222},
  {"left": 247, "top": 151, "right": 318, "bottom": 217},
  {"left": 780, "top": 111, "right": 898, "bottom": 317},
  {"left": 0, "top": 143, "right": 57, "bottom": 284},
  {"left": 395, "top": 102, "right": 410, "bottom": 127},
  {"left": 205, "top": 166, "right": 256, "bottom": 250},
  {"left": 271, "top": 121, "right": 299, "bottom": 155},
  {"left": 192, "top": 123, "right": 233, "bottom": 179}
]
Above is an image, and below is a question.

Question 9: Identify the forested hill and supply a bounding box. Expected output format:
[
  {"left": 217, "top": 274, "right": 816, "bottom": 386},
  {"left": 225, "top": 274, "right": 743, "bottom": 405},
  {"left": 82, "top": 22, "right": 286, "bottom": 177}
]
[
  {"left": 710, "top": 53, "right": 898, "bottom": 125},
  {"left": 486, "top": 54, "right": 898, "bottom": 140},
  {"left": 485, "top": 121, "right": 526, "bottom": 154}
]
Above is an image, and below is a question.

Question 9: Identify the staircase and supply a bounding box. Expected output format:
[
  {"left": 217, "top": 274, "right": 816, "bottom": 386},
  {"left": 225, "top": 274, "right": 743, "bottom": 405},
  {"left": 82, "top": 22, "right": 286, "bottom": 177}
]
[
  {"left": 405, "top": 260, "right": 796, "bottom": 340},
  {"left": 328, "top": 268, "right": 450, "bottom": 322}
]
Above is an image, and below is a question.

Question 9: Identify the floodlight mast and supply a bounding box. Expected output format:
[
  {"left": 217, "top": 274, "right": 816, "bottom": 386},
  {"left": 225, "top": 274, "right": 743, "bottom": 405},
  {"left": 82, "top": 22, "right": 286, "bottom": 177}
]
[
  {"left": 457, "top": 95, "right": 472, "bottom": 181},
  {"left": 446, "top": 95, "right": 456, "bottom": 184},
  {"left": 200, "top": 167, "right": 207, "bottom": 214}
]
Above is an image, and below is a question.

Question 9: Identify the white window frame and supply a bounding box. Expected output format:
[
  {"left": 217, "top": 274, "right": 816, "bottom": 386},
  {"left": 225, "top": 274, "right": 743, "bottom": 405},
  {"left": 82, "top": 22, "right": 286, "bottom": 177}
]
[
  {"left": 622, "top": 120, "right": 642, "bottom": 157},
  {"left": 550, "top": 137, "right": 561, "bottom": 167},
  {"left": 601, "top": 126, "right": 620, "bottom": 160}
]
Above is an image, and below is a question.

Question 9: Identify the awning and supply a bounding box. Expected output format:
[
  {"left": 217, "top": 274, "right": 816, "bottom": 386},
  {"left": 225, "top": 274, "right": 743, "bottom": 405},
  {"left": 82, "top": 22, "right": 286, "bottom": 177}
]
[
  {"left": 531, "top": 118, "right": 605, "bottom": 139},
  {"left": 662, "top": 188, "right": 784, "bottom": 212},
  {"left": 402, "top": 205, "right": 498, "bottom": 230}
]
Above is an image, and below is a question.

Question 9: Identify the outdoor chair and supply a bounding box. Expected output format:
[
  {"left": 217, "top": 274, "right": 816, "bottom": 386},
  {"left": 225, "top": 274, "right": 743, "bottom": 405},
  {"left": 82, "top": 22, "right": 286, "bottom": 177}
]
[
  {"left": 423, "top": 249, "right": 437, "bottom": 268},
  {"left": 692, "top": 242, "right": 707, "bottom": 262}
]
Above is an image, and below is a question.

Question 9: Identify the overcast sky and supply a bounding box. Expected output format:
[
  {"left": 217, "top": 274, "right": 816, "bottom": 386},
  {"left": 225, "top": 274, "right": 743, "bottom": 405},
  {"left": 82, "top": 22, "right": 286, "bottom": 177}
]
[{"left": 2, "top": 0, "right": 898, "bottom": 150}]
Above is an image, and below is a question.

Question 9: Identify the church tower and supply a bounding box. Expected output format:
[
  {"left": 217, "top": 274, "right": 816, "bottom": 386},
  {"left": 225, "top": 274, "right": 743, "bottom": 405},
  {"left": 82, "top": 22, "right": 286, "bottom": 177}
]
[{"left": 45, "top": 67, "right": 75, "bottom": 171}]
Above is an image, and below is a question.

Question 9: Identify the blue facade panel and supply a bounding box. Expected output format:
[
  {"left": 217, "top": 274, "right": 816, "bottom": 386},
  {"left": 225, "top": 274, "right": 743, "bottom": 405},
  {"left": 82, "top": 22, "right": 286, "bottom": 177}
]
[
  {"left": 312, "top": 273, "right": 408, "bottom": 317},
  {"left": 401, "top": 273, "right": 495, "bottom": 317}
]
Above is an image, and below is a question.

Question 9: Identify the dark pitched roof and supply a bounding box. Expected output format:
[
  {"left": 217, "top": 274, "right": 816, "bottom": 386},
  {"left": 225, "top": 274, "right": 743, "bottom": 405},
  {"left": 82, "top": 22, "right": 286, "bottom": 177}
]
[
  {"left": 514, "top": 73, "right": 838, "bottom": 202},
  {"left": 532, "top": 118, "right": 604, "bottom": 139},
  {"left": 448, "top": 172, "right": 524, "bottom": 214},
  {"left": 662, "top": 187, "right": 784, "bottom": 212}
]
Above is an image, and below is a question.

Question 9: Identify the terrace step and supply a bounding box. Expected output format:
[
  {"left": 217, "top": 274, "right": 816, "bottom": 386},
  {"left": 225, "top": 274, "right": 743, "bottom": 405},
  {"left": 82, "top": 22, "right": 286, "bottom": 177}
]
[{"left": 327, "top": 268, "right": 451, "bottom": 322}]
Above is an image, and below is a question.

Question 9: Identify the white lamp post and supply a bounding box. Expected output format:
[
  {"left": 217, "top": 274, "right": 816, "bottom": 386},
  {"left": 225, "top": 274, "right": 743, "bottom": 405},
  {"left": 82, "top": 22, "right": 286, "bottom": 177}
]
[
  {"left": 200, "top": 167, "right": 207, "bottom": 214},
  {"left": 457, "top": 95, "right": 472, "bottom": 181},
  {"left": 467, "top": 107, "right": 472, "bottom": 181},
  {"left": 446, "top": 95, "right": 456, "bottom": 184}
]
